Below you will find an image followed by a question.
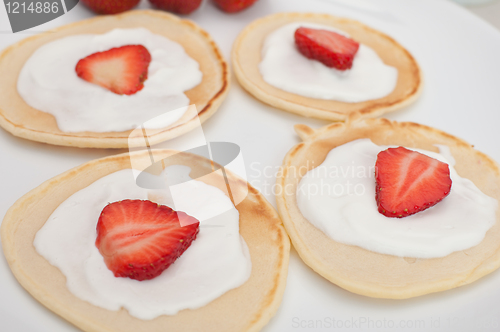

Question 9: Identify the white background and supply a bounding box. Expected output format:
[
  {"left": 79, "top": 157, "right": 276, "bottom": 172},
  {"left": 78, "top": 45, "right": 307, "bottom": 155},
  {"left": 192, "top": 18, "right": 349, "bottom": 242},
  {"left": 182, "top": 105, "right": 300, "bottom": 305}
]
[{"left": 1, "top": 0, "right": 500, "bottom": 331}]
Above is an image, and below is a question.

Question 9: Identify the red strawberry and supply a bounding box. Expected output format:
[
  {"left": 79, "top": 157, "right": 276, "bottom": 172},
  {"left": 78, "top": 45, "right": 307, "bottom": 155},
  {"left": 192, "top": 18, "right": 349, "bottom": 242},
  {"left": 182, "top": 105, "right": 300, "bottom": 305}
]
[
  {"left": 81, "top": 0, "right": 140, "bottom": 15},
  {"left": 75, "top": 45, "right": 151, "bottom": 96},
  {"left": 375, "top": 147, "right": 452, "bottom": 218},
  {"left": 213, "top": 0, "right": 259, "bottom": 13},
  {"left": 149, "top": 0, "right": 202, "bottom": 14},
  {"left": 95, "top": 200, "right": 200, "bottom": 281},
  {"left": 294, "top": 27, "right": 360, "bottom": 70}
]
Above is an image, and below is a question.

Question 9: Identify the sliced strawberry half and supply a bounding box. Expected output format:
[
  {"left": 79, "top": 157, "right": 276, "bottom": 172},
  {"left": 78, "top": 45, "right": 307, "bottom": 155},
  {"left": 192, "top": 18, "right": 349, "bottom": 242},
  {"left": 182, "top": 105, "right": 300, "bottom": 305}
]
[
  {"left": 95, "top": 200, "right": 200, "bottom": 281},
  {"left": 375, "top": 147, "right": 452, "bottom": 218},
  {"left": 75, "top": 45, "right": 151, "bottom": 95},
  {"left": 294, "top": 27, "right": 360, "bottom": 70}
]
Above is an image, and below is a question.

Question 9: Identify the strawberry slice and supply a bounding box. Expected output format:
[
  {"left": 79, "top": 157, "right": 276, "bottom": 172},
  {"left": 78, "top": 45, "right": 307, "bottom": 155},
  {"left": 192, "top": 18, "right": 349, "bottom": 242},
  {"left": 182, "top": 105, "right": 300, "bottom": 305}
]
[
  {"left": 294, "top": 27, "right": 360, "bottom": 70},
  {"left": 95, "top": 200, "right": 200, "bottom": 281},
  {"left": 375, "top": 147, "right": 452, "bottom": 218},
  {"left": 75, "top": 45, "right": 151, "bottom": 95}
]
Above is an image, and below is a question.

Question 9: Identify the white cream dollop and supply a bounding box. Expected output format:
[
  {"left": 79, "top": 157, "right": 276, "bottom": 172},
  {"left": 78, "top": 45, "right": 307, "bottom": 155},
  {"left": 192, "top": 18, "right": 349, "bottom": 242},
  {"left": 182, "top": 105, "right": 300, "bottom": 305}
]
[
  {"left": 297, "top": 139, "right": 498, "bottom": 258},
  {"left": 34, "top": 166, "right": 251, "bottom": 320},
  {"left": 18, "top": 28, "right": 203, "bottom": 132},
  {"left": 259, "top": 22, "right": 398, "bottom": 102}
]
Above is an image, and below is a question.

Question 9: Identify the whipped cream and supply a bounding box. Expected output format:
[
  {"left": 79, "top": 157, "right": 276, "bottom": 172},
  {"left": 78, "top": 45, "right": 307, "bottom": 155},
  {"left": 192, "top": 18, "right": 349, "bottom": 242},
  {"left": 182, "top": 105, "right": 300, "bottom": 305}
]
[
  {"left": 18, "top": 28, "right": 202, "bottom": 132},
  {"left": 259, "top": 23, "right": 398, "bottom": 102},
  {"left": 297, "top": 139, "right": 498, "bottom": 258},
  {"left": 34, "top": 166, "right": 251, "bottom": 320}
]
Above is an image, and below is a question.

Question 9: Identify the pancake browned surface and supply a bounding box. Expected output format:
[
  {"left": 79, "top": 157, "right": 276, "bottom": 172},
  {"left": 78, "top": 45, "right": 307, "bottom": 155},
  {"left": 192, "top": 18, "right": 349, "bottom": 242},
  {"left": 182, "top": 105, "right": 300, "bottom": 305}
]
[
  {"left": 277, "top": 118, "right": 500, "bottom": 299},
  {"left": 232, "top": 12, "right": 422, "bottom": 121},
  {"left": 0, "top": 10, "right": 229, "bottom": 148},
  {"left": 1, "top": 150, "right": 290, "bottom": 332}
]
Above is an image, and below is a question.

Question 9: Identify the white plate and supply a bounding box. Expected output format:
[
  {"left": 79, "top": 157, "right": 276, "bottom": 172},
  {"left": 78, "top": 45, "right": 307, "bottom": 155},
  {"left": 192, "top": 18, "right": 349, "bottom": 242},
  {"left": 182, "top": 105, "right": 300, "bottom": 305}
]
[{"left": 1, "top": 0, "right": 500, "bottom": 331}]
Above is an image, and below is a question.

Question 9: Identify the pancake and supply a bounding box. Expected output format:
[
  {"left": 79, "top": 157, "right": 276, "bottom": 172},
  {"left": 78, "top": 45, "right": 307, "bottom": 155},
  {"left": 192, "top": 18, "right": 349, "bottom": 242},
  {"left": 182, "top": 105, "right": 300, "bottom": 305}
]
[
  {"left": 1, "top": 150, "right": 290, "bottom": 332},
  {"left": 0, "top": 10, "right": 229, "bottom": 148},
  {"left": 276, "top": 117, "right": 500, "bottom": 299},
  {"left": 232, "top": 12, "right": 422, "bottom": 121}
]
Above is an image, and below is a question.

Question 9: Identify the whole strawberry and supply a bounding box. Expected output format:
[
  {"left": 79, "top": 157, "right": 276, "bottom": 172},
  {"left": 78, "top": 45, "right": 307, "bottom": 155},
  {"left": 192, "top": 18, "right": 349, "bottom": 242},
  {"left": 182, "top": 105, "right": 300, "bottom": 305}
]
[
  {"left": 81, "top": 0, "right": 141, "bottom": 15},
  {"left": 213, "top": 0, "right": 259, "bottom": 13},
  {"left": 149, "top": 0, "right": 203, "bottom": 14}
]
